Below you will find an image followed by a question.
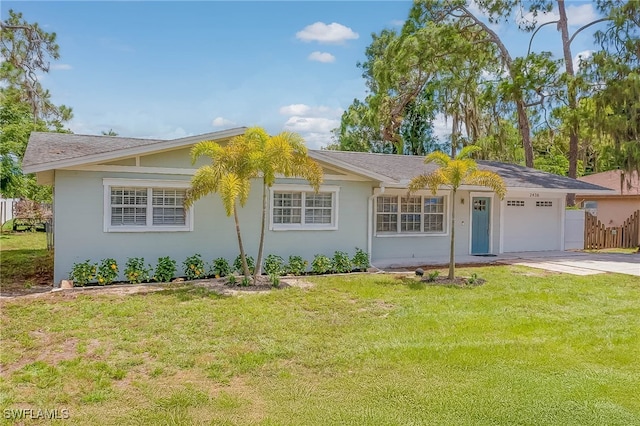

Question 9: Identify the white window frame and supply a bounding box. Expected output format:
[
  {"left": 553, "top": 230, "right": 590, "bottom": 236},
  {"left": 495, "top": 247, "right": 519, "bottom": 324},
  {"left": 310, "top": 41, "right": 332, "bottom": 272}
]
[
  {"left": 103, "top": 178, "right": 193, "bottom": 233},
  {"left": 374, "top": 191, "right": 449, "bottom": 237},
  {"left": 269, "top": 184, "right": 339, "bottom": 231}
]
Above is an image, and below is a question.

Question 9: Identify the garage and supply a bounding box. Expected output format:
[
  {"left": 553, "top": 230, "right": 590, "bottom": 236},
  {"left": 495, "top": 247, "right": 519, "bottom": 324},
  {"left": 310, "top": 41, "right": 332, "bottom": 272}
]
[{"left": 502, "top": 198, "right": 561, "bottom": 252}]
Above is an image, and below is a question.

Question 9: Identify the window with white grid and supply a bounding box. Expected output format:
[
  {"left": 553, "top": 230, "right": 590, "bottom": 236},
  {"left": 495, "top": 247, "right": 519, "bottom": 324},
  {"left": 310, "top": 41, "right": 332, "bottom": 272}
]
[
  {"left": 270, "top": 185, "right": 339, "bottom": 230},
  {"left": 104, "top": 179, "right": 192, "bottom": 232},
  {"left": 376, "top": 195, "right": 446, "bottom": 234}
]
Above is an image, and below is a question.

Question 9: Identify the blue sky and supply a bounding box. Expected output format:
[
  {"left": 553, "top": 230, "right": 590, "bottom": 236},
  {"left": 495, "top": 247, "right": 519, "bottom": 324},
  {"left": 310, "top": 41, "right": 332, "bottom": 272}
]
[{"left": 3, "top": 1, "right": 602, "bottom": 149}]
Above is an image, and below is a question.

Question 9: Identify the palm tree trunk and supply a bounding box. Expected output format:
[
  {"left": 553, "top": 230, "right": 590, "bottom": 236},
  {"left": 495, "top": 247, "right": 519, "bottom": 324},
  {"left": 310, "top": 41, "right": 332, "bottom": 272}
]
[
  {"left": 233, "top": 203, "right": 251, "bottom": 278},
  {"left": 449, "top": 189, "right": 456, "bottom": 280},
  {"left": 254, "top": 182, "right": 268, "bottom": 280}
]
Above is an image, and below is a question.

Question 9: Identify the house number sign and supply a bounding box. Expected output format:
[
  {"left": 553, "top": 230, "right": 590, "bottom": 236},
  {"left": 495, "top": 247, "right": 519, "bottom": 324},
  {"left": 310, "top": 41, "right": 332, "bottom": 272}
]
[{"left": 529, "top": 193, "right": 540, "bottom": 198}]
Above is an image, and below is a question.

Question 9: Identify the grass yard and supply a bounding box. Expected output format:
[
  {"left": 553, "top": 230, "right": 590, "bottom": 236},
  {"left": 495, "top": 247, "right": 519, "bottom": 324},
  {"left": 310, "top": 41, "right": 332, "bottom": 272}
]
[
  {"left": 1, "top": 267, "right": 639, "bottom": 425},
  {"left": 0, "top": 231, "right": 53, "bottom": 295}
]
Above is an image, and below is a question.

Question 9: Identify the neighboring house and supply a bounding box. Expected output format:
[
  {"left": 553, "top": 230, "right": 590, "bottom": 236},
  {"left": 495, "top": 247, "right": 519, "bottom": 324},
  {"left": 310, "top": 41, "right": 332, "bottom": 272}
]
[
  {"left": 23, "top": 129, "right": 613, "bottom": 285},
  {"left": 577, "top": 170, "right": 640, "bottom": 227}
]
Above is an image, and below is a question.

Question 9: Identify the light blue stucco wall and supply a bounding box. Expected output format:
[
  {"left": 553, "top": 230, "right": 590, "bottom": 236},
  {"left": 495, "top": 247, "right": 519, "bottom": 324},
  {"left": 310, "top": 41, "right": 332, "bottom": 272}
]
[{"left": 52, "top": 169, "right": 372, "bottom": 284}]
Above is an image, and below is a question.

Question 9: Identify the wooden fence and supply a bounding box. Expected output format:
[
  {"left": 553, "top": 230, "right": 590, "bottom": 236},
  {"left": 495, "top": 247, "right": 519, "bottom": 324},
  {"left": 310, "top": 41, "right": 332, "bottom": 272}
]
[{"left": 584, "top": 210, "right": 640, "bottom": 249}]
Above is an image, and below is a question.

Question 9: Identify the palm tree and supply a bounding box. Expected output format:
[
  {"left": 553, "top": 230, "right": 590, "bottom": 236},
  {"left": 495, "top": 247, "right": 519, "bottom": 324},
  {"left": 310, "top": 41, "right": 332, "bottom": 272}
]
[
  {"left": 242, "top": 127, "right": 323, "bottom": 279},
  {"left": 185, "top": 137, "right": 256, "bottom": 278},
  {"left": 409, "top": 145, "right": 506, "bottom": 279}
]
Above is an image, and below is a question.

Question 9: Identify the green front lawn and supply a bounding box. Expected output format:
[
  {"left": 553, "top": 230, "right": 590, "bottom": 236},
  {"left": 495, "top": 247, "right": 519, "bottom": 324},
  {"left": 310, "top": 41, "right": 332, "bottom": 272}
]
[
  {"left": 1, "top": 268, "right": 639, "bottom": 425},
  {"left": 0, "top": 232, "right": 52, "bottom": 292}
]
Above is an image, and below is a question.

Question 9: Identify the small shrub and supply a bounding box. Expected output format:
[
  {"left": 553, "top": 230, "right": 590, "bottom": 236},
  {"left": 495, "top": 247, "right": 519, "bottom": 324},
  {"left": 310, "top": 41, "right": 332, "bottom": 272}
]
[
  {"left": 212, "top": 257, "right": 231, "bottom": 277},
  {"left": 124, "top": 257, "right": 152, "bottom": 284},
  {"left": 96, "top": 258, "right": 119, "bottom": 285},
  {"left": 332, "top": 251, "right": 352, "bottom": 274},
  {"left": 352, "top": 247, "right": 370, "bottom": 271},
  {"left": 233, "top": 254, "right": 255, "bottom": 275},
  {"left": 467, "top": 272, "right": 480, "bottom": 285},
  {"left": 154, "top": 256, "right": 177, "bottom": 283},
  {"left": 69, "top": 260, "right": 97, "bottom": 286},
  {"left": 227, "top": 274, "right": 237, "bottom": 286},
  {"left": 286, "top": 255, "right": 307, "bottom": 275},
  {"left": 425, "top": 270, "right": 440, "bottom": 283},
  {"left": 269, "top": 274, "right": 280, "bottom": 288},
  {"left": 264, "top": 254, "right": 285, "bottom": 276},
  {"left": 183, "top": 254, "right": 206, "bottom": 280},
  {"left": 311, "top": 254, "right": 332, "bottom": 275},
  {"left": 241, "top": 276, "right": 251, "bottom": 287}
]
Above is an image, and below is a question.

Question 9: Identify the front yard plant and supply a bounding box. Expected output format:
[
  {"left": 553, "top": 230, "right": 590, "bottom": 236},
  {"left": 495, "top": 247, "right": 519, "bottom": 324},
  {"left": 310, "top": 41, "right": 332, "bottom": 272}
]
[
  {"left": 96, "top": 258, "right": 119, "bottom": 285},
  {"left": 234, "top": 254, "right": 255, "bottom": 275},
  {"left": 331, "top": 250, "right": 352, "bottom": 273},
  {"left": 286, "top": 255, "right": 307, "bottom": 275},
  {"left": 211, "top": 257, "right": 231, "bottom": 277},
  {"left": 352, "top": 247, "right": 370, "bottom": 271},
  {"left": 311, "top": 254, "right": 331, "bottom": 274},
  {"left": 124, "top": 257, "right": 152, "bottom": 284},
  {"left": 69, "top": 260, "right": 97, "bottom": 286},
  {"left": 183, "top": 254, "right": 207, "bottom": 280},
  {"left": 263, "top": 254, "right": 285, "bottom": 276},
  {"left": 153, "top": 256, "right": 177, "bottom": 283}
]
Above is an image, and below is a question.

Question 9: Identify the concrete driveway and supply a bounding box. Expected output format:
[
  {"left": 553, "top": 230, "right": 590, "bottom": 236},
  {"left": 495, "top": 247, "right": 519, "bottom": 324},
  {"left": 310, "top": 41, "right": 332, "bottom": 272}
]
[{"left": 510, "top": 252, "right": 640, "bottom": 277}]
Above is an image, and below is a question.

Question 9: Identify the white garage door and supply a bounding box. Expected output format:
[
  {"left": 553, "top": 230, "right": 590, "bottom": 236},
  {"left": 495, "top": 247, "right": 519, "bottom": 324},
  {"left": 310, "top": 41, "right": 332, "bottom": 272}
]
[{"left": 503, "top": 198, "right": 561, "bottom": 252}]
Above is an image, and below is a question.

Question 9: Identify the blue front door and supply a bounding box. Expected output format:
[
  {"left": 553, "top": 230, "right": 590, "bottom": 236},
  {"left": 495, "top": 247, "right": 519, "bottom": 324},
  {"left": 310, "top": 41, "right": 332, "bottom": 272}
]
[{"left": 472, "top": 197, "right": 491, "bottom": 254}]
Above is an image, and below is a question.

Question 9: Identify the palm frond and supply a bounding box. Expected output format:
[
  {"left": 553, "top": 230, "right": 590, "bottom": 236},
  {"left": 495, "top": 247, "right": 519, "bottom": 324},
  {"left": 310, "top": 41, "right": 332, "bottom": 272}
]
[
  {"left": 185, "top": 165, "right": 222, "bottom": 208},
  {"left": 424, "top": 151, "right": 451, "bottom": 167},
  {"left": 409, "top": 171, "right": 448, "bottom": 194},
  {"left": 456, "top": 144, "right": 482, "bottom": 160},
  {"left": 191, "top": 141, "right": 224, "bottom": 164},
  {"left": 466, "top": 170, "right": 507, "bottom": 199}
]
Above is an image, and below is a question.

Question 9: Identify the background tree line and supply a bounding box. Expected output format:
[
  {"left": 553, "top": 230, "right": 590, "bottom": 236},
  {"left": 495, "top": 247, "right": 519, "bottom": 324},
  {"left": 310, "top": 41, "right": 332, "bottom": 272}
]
[{"left": 330, "top": 0, "right": 639, "bottom": 204}]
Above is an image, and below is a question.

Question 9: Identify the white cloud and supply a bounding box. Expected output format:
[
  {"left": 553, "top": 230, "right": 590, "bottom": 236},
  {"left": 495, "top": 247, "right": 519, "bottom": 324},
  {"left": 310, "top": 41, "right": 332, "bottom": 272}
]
[
  {"left": 390, "top": 19, "right": 405, "bottom": 27},
  {"left": 573, "top": 49, "right": 594, "bottom": 71},
  {"left": 296, "top": 22, "right": 359, "bottom": 44},
  {"left": 519, "top": 3, "right": 598, "bottom": 28},
  {"left": 279, "top": 104, "right": 343, "bottom": 149},
  {"left": 279, "top": 104, "right": 311, "bottom": 116},
  {"left": 308, "top": 51, "right": 336, "bottom": 63},
  {"left": 211, "top": 116, "right": 236, "bottom": 127},
  {"left": 50, "top": 63, "right": 72, "bottom": 70}
]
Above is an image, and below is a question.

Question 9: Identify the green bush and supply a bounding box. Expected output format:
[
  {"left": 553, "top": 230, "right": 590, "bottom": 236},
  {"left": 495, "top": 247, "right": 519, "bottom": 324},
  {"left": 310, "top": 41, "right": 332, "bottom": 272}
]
[
  {"left": 69, "top": 260, "right": 97, "bottom": 286},
  {"left": 227, "top": 274, "right": 237, "bottom": 286},
  {"left": 241, "top": 276, "right": 251, "bottom": 287},
  {"left": 269, "top": 274, "right": 280, "bottom": 288},
  {"left": 183, "top": 254, "right": 206, "bottom": 280},
  {"left": 264, "top": 254, "right": 285, "bottom": 276},
  {"left": 96, "top": 258, "right": 119, "bottom": 285},
  {"left": 124, "top": 257, "right": 152, "bottom": 284},
  {"left": 352, "top": 247, "right": 370, "bottom": 271},
  {"left": 332, "top": 251, "right": 352, "bottom": 274},
  {"left": 286, "top": 255, "right": 308, "bottom": 275},
  {"left": 233, "top": 254, "right": 255, "bottom": 275},
  {"left": 211, "top": 257, "right": 231, "bottom": 277},
  {"left": 154, "top": 256, "right": 177, "bottom": 283},
  {"left": 425, "top": 270, "right": 440, "bottom": 283},
  {"left": 311, "top": 254, "right": 331, "bottom": 275}
]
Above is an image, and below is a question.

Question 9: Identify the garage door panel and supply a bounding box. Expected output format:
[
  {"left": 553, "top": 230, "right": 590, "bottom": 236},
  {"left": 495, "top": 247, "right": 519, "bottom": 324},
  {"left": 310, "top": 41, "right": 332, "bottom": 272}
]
[{"left": 503, "top": 198, "right": 560, "bottom": 252}]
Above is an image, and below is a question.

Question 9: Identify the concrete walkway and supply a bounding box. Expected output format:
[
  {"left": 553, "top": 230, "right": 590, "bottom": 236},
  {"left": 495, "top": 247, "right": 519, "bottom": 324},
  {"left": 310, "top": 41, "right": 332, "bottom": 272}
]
[{"left": 374, "top": 251, "right": 640, "bottom": 277}]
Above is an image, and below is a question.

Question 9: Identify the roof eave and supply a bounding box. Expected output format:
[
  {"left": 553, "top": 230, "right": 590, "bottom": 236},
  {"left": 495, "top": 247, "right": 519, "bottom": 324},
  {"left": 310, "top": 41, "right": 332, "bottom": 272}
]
[{"left": 22, "top": 127, "right": 248, "bottom": 174}]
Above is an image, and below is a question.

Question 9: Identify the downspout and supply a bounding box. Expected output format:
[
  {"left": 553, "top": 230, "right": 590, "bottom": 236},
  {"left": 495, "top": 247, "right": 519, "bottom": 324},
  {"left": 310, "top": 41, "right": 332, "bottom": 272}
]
[{"left": 367, "top": 185, "right": 385, "bottom": 269}]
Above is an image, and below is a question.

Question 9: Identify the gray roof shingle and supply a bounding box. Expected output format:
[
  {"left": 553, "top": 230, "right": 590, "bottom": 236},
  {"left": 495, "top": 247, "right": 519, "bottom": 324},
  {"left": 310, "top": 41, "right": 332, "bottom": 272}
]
[
  {"left": 311, "top": 150, "right": 612, "bottom": 192},
  {"left": 23, "top": 132, "right": 164, "bottom": 169}
]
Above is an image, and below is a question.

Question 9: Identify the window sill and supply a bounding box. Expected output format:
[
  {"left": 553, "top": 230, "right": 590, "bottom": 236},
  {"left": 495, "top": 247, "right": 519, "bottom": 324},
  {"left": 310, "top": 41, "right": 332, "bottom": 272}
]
[
  {"left": 375, "top": 232, "right": 448, "bottom": 238},
  {"left": 270, "top": 225, "right": 338, "bottom": 232},
  {"left": 105, "top": 226, "right": 192, "bottom": 233}
]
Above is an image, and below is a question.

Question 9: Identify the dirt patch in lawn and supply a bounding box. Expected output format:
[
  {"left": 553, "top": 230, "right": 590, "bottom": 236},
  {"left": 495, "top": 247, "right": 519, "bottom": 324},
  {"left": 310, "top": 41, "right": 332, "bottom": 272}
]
[{"left": 0, "top": 276, "right": 315, "bottom": 301}]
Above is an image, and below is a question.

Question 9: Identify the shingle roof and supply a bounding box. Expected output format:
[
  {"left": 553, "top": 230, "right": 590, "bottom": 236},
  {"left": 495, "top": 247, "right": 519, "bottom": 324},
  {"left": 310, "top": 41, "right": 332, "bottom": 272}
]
[
  {"left": 22, "top": 128, "right": 248, "bottom": 173},
  {"left": 311, "top": 150, "right": 613, "bottom": 192},
  {"left": 578, "top": 170, "right": 640, "bottom": 195},
  {"left": 23, "top": 132, "right": 164, "bottom": 169},
  {"left": 22, "top": 130, "right": 612, "bottom": 193}
]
